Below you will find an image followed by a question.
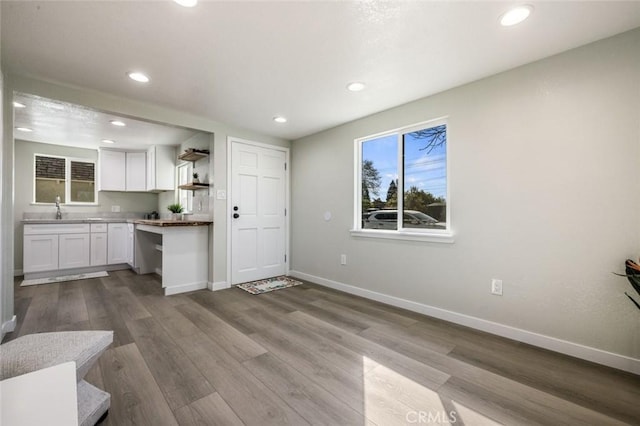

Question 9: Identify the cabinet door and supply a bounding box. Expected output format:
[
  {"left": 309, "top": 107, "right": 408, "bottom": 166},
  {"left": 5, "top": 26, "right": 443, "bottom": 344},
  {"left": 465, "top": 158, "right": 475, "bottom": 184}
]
[
  {"left": 90, "top": 233, "right": 108, "bottom": 266},
  {"left": 146, "top": 146, "right": 175, "bottom": 191},
  {"left": 59, "top": 234, "right": 91, "bottom": 270},
  {"left": 23, "top": 234, "right": 58, "bottom": 273},
  {"left": 146, "top": 146, "right": 156, "bottom": 191},
  {"left": 155, "top": 145, "right": 176, "bottom": 191},
  {"left": 126, "top": 228, "right": 134, "bottom": 266},
  {"left": 126, "top": 152, "right": 146, "bottom": 191},
  {"left": 107, "top": 223, "right": 128, "bottom": 264},
  {"left": 99, "top": 150, "right": 126, "bottom": 191}
]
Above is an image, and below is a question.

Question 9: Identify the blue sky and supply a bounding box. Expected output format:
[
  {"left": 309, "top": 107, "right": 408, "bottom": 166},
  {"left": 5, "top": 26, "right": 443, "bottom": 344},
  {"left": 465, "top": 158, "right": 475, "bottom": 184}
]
[{"left": 363, "top": 127, "right": 447, "bottom": 200}]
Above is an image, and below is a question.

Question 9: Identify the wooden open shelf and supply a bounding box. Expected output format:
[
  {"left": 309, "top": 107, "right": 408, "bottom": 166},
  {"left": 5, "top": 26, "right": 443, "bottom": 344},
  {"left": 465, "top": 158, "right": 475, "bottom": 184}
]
[
  {"left": 178, "top": 182, "right": 210, "bottom": 195},
  {"left": 178, "top": 183, "right": 210, "bottom": 191},
  {"left": 178, "top": 150, "right": 209, "bottom": 163}
]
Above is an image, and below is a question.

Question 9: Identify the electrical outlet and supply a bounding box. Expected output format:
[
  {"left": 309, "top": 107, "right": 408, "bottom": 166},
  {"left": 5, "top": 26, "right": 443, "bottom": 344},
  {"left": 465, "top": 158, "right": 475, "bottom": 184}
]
[
  {"left": 340, "top": 254, "right": 347, "bottom": 265},
  {"left": 111, "top": 205, "right": 120, "bottom": 213},
  {"left": 491, "top": 279, "right": 503, "bottom": 296}
]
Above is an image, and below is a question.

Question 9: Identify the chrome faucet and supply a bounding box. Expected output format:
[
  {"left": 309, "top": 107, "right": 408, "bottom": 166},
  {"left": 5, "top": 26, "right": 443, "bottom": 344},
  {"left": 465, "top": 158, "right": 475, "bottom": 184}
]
[{"left": 55, "top": 195, "right": 62, "bottom": 219}]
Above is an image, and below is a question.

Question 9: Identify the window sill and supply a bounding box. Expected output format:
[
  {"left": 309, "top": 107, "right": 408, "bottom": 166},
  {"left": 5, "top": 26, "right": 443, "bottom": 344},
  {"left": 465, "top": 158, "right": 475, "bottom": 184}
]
[{"left": 350, "top": 229, "right": 455, "bottom": 244}]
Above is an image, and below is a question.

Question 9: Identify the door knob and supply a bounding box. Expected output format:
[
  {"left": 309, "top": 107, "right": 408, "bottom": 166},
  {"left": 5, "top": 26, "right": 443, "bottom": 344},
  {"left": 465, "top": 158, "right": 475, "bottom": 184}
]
[
  {"left": 233, "top": 206, "right": 239, "bottom": 211},
  {"left": 233, "top": 213, "right": 240, "bottom": 219}
]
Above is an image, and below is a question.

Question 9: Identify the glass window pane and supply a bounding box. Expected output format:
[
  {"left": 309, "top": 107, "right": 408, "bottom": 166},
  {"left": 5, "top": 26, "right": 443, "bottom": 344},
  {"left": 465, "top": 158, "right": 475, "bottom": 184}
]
[
  {"left": 403, "top": 124, "right": 447, "bottom": 229},
  {"left": 35, "top": 156, "right": 66, "bottom": 203},
  {"left": 177, "top": 163, "right": 193, "bottom": 212},
  {"left": 361, "top": 135, "right": 398, "bottom": 230},
  {"left": 70, "top": 161, "right": 95, "bottom": 203}
]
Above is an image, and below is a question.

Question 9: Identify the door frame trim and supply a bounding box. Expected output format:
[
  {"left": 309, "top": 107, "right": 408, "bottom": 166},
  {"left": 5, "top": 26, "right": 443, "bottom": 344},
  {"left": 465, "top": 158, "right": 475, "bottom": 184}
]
[{"left": 226, "top": 136, "right": 290, "bottom": 286}]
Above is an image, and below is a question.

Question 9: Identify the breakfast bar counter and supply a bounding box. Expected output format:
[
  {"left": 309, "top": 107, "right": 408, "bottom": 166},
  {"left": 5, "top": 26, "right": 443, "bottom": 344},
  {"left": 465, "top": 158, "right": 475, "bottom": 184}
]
[
  {"left": 134, "top": 220, "right": 212, "bottom": 295},
  {"left": 133, "top": 219, "right": 213, "bottom": 227}
]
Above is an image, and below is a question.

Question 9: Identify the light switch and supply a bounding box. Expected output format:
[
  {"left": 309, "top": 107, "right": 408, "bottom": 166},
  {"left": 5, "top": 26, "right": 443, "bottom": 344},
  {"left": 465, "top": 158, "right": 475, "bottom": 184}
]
[{"left": 217, "top": 190, "right": 226, "bottom": 200}]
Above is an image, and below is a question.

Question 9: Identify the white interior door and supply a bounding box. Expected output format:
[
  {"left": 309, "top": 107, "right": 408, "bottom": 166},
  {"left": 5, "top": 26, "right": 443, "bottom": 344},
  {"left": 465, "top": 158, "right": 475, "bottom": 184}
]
[{"left": 231, "top": 141, "right": 287, "bottom": 285}]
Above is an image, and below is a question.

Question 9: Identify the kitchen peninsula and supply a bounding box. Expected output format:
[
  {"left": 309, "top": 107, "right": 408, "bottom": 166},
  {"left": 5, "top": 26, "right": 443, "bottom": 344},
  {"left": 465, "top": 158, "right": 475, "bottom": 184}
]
[{"left": 133, "top": 219, "right": 212, "bottom": 295}]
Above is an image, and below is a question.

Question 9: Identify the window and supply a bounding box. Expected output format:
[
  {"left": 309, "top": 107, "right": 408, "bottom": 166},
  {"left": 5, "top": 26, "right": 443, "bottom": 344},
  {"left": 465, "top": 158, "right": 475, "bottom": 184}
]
[
  {"left": 354, "top": 118, "right": 451, "bottom": 241},
  {"left": 177, "top": 162, "right": 193, "bottom": 213},
  {"left": 34, "top": 154, "right": 96, "bottom": 204}
]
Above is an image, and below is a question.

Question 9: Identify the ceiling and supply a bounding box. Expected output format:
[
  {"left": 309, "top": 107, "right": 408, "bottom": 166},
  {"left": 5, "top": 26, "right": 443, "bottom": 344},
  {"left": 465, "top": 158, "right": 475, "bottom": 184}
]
[
  {"left": 2, "top": 1, "right": 640, "bottom": 141},
  {"left": 13, "top": 93, "right": 199, "bottom": 150}
]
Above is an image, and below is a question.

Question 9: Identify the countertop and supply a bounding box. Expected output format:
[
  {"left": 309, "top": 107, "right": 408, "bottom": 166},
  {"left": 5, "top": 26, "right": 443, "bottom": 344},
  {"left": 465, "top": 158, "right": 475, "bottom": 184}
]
[
  {"left": 22, "top": 218, "right": 213, "bottom": 226},
  {"left": 133, "top": 219, "right": 213, "bottom": 227},
  {"left": 22, "top": 218, "right": 131, "bottom": 224}
]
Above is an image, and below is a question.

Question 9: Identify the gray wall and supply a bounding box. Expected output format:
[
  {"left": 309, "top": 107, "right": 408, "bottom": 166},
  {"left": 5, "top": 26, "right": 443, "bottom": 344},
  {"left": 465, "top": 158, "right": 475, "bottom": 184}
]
[
  {"left": 291, "top": 29, "right": 640, "bottom": 362},
  {"left": 13, "top": 140, "right": 161, "bottom": 272}
]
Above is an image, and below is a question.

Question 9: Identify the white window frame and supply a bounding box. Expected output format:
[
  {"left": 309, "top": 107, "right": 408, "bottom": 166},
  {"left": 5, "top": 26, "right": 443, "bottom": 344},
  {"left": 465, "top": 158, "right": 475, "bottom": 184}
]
[
  {"left": 33, "top": 153, "right": 98, "bottom": 206},
  {"left": 350, "top": 117, "right": 454, "bottom": 243},
  {"left": 177, "top": 162, "right": 193, "bottom": 213}
]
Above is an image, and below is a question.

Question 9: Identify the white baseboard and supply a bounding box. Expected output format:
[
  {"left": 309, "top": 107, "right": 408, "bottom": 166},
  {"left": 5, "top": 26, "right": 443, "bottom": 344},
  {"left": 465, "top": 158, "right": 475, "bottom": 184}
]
[
  {"left": 209, "top": 281, "right": 229, "bottom": 291},
  {"left": 164, "top": 281, "right": 208, "bottom": 296},
  {"left": 2, "top": 315, "right": 17, "bottom": 335},
  {"left": 289, "top": 270, "right": 640, "bottom": 375}
]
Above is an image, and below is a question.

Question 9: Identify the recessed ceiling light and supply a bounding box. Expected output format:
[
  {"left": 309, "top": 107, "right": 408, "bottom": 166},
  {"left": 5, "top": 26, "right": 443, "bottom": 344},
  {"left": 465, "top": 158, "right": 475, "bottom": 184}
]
[
  {"left": 346, "top": 82, "right": 366, "bottom": 92},
  {"left": 127, "top": 71, "right": 150, "bottom": 83},
  {"left": 500, "top": 5, "right": 533, "bottom": 26},
  {"left": 13, "top": 101, "right": 26, "bottom": 108},
  {"left": 102, "top": 139, "right": 115, "bottom": 144},
  {"left": 110, "top": 120, "right": 126, "bottom": 127},
  {"left": 174, "top": 0, "right": 197, "bottom": 7},
  {"left": 273, "top": 116, "right": 288, "bottom": 124},
  {"left": 16, "top": 127, "right": 33, "bottom": 132}
]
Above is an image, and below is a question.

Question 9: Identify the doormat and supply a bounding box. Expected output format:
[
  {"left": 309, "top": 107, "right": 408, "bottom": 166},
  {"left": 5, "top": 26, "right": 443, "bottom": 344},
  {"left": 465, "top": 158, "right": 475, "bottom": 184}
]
[
  {"left": 21, "top": 271, "right": 109, "bottom": 287},
  {"left": 236, "top": 276, "right": 302, "bottom": 295}
]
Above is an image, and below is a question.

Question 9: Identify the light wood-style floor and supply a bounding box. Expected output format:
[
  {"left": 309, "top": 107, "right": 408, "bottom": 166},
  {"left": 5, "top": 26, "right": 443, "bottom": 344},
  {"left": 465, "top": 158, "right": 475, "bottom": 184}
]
[{"left": 7, "top": 270, "right": 640, "bottom": 425}]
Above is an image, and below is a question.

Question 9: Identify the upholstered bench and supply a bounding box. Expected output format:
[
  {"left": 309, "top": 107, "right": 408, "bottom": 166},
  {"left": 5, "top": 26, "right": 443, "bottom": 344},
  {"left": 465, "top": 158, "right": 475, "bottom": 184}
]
[{"left": 1, "top": 331, "right": 113, "bottom": 426}]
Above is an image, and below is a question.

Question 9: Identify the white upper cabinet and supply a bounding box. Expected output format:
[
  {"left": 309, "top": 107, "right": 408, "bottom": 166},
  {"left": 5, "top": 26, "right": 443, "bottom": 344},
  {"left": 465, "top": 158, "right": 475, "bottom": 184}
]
[
  {"left": 126, "top": 152, "right": 147, "bottom": 191},
  {"left": 146, "top": 145, "right": 175, "bottom": 192},
  {"left": 99, "top": 150, "right": 126, "bottom": 191},
  {"left": 99, "top": 149, "right": 147, "bottom": 192}
]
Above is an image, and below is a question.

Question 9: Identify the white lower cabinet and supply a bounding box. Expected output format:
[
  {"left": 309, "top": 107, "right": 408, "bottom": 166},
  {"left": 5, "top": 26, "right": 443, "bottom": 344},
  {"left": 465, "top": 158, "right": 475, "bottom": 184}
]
[
  {"left": 59, "top": 234, "right": 91, "bottom": 269},
  {"left": 23, "top": 223, "right": 90, "bottom": 274},
  {"left": 23, "top": 234, "right": 59, "bottom": 273},
  {"left": 23, "top": 222, "right": 132, "bottom": 275},
  {"left": 90, "top": 233, "right": 108, "bottom": 266},
  {"left": 108, "top": 223, "right": 128, "bottom": 264},
  {"left": 90, "top": 223, "right": 108, "bottom": 266},
  {"left": 126, "top": 223, "right": 135, "bottom": 266}
]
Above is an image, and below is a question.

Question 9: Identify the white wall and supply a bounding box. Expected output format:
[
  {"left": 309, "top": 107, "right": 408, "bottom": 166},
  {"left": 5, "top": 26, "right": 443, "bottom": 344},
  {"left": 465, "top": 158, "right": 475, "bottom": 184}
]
[
  {"left": 291, "top": 29, "right": 640, "bottom": 370},
  {"left": 13, "top": 140, "right": 161, "bottom": 271}
]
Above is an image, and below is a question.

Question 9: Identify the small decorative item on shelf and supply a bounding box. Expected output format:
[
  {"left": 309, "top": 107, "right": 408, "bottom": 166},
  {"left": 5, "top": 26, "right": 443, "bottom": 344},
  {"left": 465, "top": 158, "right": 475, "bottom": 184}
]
[
  {"left": 614, "top": 259, "right": 640, "bottom": 310},
  {"left": 167, "top": 203, "right": 184, "bottom": 220},
  {"left": 192, "top": 172, "right": 199, "bottom": 184}
]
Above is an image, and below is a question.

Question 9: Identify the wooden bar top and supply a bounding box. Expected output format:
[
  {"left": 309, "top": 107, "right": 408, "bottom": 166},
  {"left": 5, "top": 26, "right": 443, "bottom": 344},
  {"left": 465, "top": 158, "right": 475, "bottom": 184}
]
[{"left": 133, "top": 219, "right": 212, "bottom": 227}]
